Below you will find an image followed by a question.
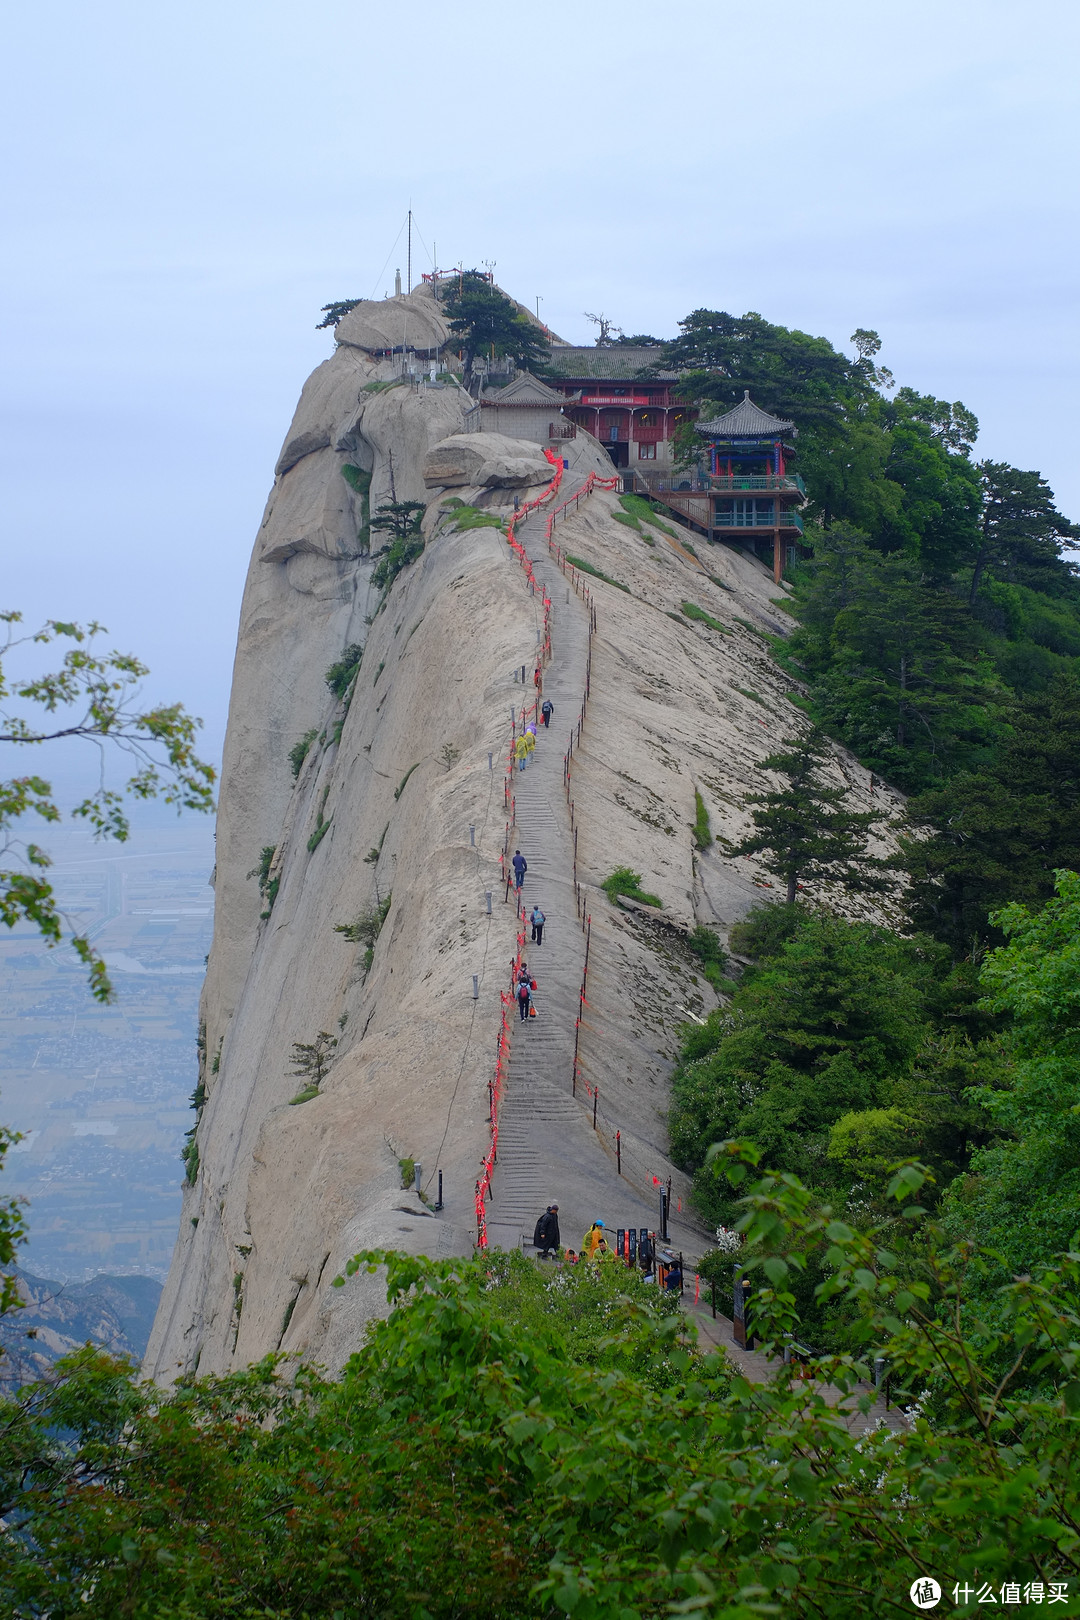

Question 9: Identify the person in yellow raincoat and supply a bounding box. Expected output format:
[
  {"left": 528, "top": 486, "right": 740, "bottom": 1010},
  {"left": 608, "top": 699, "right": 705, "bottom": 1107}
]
[
  {"left": 514, "top": 733, "right": 529, "bottom": 772},
  {"left": 582, "top": 1219, "right": 605, "bottom": 1259},
  {"left": 523, "top": 727, "right": 537, "bottom": 758}
]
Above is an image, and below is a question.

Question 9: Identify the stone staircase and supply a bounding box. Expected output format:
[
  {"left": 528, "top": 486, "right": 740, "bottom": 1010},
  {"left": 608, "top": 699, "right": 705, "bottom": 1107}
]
[{"left": 484, "top": 484, "right": 670, "bottom": 1254}]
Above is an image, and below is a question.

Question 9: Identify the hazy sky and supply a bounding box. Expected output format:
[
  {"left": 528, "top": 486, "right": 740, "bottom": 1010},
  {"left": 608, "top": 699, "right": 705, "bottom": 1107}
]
[{"left": 3, "top": 0, "right": 1078, "bottom": 759}]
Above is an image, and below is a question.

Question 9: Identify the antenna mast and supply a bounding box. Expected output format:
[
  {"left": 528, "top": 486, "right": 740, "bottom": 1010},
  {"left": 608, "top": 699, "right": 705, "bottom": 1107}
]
[{"left": 407, "top": 210, "right": 412, "bottom": 295}]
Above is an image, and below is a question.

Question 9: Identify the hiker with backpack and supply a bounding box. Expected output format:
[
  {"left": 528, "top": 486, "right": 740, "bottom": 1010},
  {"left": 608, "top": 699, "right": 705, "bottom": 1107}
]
[
  {"left": 517, "top": 976, "right": 532, "bottom": 1022},
  {"left": 529, "top": 905, "right": 545, "bottom": 946},
  {"left": 540, "top": 698, "right": 553, "bottom": 728},
  {"left": 533, "top": 1204, "right": 560, "bottom": 1258}
]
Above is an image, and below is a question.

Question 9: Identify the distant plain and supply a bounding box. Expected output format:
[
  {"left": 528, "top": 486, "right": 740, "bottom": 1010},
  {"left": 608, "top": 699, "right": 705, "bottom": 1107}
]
[{"left": 0, "top": 819, "right": 214, "bottom": 1281}]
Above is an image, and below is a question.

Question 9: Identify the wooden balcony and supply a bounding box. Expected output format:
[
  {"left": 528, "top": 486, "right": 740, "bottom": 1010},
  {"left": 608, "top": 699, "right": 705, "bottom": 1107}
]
[{"left": 709, "top": 473, "right": 806, "bottom": 494}]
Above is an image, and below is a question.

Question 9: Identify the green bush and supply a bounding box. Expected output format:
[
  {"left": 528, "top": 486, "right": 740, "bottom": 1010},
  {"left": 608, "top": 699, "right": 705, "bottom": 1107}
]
[
  {"left": 325, "top": 643, "right": 364, "bottom": 699},
  {"left": 371, "top": 535, "right": 424, "bottom": 590},
  {"left": 247, "top": 845, "right": 280, "bottom": 916},
  {"left": 686, "top": 924, "right": 736, "bottom": 996},
  {"left": 307, "top": 787, "right": 332, "bottom": 853},
  {"left": 335, "top": 895, "right": 391, "bottom": 980},
  {"left": 600, "top": 866, "right": 662, "bottom": 909},
  {"left": 341, "top": 463, "right": 372, "bottom": 551},
  {"left": 289, "top": 727, "right": 319, "bottom": 779},
  {"left": 288, "top": 1084, "right": 320, "bottom": 1106}
]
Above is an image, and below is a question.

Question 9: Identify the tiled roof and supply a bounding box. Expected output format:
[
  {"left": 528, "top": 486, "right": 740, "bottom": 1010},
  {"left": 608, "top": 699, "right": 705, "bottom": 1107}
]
[
  {"left": 696, "top": 391, "right": 794, "bottom": 437},
  {"left": 481, "top": 371, "right": 569, "bottom": 405},
  {"left": 544, "top": 346, "right": 676, "bottom": 381}
]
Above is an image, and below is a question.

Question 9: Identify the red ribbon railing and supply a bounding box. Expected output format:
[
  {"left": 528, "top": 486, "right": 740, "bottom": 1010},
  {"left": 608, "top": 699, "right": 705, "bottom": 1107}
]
[{"left": 476, "top": 450, "right": 568, "bottom": 1248}]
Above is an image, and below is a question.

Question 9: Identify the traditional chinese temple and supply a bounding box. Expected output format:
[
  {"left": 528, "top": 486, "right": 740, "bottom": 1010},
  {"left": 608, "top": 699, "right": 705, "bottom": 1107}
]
[
  {"left": 635, "top": 391, "right": 807, "bottom": 582},
  {"left": 541, "top": 347, "right": 695, "bottom": 469}
]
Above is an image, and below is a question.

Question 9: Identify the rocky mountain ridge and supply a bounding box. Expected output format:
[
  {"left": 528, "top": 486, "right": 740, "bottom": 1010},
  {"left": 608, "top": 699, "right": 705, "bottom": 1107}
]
[{"left": 146, "top": 288, "right": 902, "bottom": 1381}]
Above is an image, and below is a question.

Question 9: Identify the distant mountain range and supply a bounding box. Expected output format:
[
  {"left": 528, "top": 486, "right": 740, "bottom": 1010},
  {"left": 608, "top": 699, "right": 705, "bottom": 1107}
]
[{"left": 0, "top": 1270, "right": 161, "bottom": 1388}]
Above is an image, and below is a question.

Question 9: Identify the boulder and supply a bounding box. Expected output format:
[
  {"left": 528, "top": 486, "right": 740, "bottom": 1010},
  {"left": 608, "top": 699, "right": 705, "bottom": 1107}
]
[
  {"left": 334, "top": 286, "right": 451, "bottom": 356},
  {"left": 423, "top": 432, "right": 553, "bottom": 490}
]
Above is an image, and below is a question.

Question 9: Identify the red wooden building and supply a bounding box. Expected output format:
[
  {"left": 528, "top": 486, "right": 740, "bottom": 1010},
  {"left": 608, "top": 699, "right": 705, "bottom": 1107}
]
[{"left": 542, "top": 346, "right": 695, "bottom": 469}]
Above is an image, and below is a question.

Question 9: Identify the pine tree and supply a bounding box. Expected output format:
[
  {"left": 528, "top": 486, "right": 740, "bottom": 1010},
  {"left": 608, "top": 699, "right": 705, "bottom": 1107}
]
[
  {"left": 902, "top": 671, "right": 1080, "bottom": 950},
  {"left": 731, "top": 729, "right": 892, "bottom": 904},
  {"left": 441, "top": 272, "right": 547, "bottom": 383}
]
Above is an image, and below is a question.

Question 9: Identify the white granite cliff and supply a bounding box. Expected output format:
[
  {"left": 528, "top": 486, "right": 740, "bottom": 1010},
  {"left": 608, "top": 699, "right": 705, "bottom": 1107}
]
[{"left": 146, "top": 288, "right": 903, "bottom": 1380}]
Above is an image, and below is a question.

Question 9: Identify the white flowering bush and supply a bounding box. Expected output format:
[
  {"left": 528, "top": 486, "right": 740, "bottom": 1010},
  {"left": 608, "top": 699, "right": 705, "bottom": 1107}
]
[{"left": 713, "top": 1225, "right": 743, "bottom": 1255}]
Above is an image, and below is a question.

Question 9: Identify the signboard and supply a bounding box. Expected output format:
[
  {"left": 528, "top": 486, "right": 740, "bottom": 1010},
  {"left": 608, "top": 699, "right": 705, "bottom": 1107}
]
[{"left": 580, "top": 395, "right": 653, "bottom": 408}]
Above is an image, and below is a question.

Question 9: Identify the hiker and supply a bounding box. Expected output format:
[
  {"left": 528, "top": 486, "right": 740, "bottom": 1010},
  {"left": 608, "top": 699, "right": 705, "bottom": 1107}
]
[
  {"left": 517, "top": 977, "right": 532, "bottom": 1022},
  {"left": 533, "top": 1204, "right": 560, "bottom": 1258},
  {"left": 515, "top": 733, "right": 528, "bottom": 772},
  {"left": 639, "top": 1232, "right": 655, "bottom": 1278},
  {"left": 512, "top": 851, "right": 527, "bottom": 892},
  {"left": 530, "top": 905, "right": 545, "bottom": 946},
  {"left": 582, "top": 1219, "right": 605, "bottom": 1259},
  {"left": 523, "top": 727, "right": 536, "bottom": 760},
  {"left": 564, "top": 1249, "right": 579, "bottom": 1265},
  {"left": 540, "top": 698, "right": 553, "bottom": 728},
  {"left": 664, "top": 1260, "right": 683, "bottom": 1294}
]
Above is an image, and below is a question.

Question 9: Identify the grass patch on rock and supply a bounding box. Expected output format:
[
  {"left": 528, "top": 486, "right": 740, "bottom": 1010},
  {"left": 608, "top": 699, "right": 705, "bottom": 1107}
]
[
  {"left": 601, "top": 866, "right": 663, "bottom": 909},
  {"left": 566, "top": 555, "right": 631, "bottom": 593},
  {"left": 444, "top": 503, "right": 506, "bottom": 534},
  {"left": 680, "top": 601, "right": 728, "bottom": 634},
  {"left": 693, "top": 790, "right": 712, "bottom": 850}
]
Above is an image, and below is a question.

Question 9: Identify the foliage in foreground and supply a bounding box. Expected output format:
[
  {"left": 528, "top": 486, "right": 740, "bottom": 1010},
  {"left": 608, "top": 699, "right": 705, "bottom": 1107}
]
[
  {"left": 1, "top": 612, "right": 215, "bottom": 1001},
  {"left": 2, "top": 1174, "right": 1080, "bottom": 1617}
]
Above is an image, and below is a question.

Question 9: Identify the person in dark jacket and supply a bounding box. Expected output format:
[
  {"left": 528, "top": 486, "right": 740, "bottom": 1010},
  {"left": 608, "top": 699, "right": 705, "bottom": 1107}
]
[
  {"left": 533, "top": 1204, "right": 560, "bottom": 1258},
  {"left": 512, "top": 850, "right": 527, "bottom": 892},
  {"left": 540, "top": 698, "right": 554, "bottom": 728}
]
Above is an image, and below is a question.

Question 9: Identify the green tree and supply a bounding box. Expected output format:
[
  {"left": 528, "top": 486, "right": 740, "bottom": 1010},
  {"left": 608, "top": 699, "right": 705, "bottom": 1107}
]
[
  {"left": 670, "top": 906, "right": 997, "bottom": 1240},
  {"left": 315, "top": 297, "right": 360, "bottom": 329},
  {"left": 442, "top": 272, "right": 548, "bottom": 382},
  {"left": 787, "top": 532, "right": 1009, "bottom": 791},
  {"left": 288, "top": 1031, "right": 337, "bottom": 1090},
  {"left": 903, "top": 672, "right": 1080, "bottom": 950},
  {"left": 1, "top": 610, "right": 214, "bottom": 1326},
  {"left": 730, "top": 727, "right": 890, "bottom": 903},
  {"left": 4, "top": 1195, "right": 1080, "bottom": 1616},
  {"left": 669, "top": 913, "right": 937, "bottom": 1200},
  {"left": 369, "top": 499, "right": 425, "bottom": 546},
  {"left": 970, "top": 461, "right": 1080, "bottom": 604},
  {"left": 1, "top": 612, "right": 215, "bottom": 1002},
  {"left": 369, "top": 501, "right": 426, "bottom": 590},
  {"left": 945, "top": 869, "right": 1080, "bottom": 1288}
]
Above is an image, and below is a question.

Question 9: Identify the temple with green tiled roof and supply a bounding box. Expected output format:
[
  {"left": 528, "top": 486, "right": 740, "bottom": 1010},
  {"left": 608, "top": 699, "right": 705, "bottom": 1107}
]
[{"left": 543, "top": 346, "right": 695, "bottom": 471}]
